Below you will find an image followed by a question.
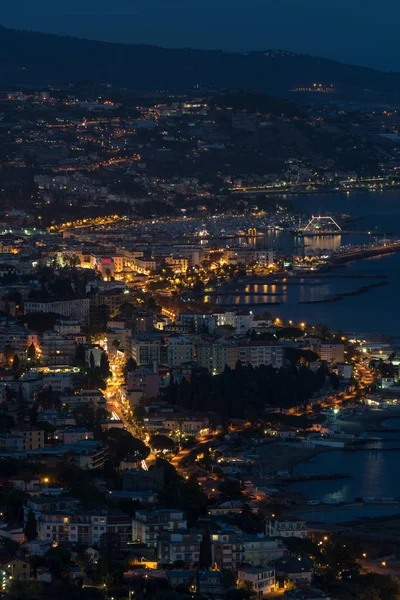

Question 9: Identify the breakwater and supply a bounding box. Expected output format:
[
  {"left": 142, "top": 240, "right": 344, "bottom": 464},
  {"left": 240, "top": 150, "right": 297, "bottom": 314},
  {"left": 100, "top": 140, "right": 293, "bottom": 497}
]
[{"left": 299, "top": 280, "right": 388, "bottom": 304}]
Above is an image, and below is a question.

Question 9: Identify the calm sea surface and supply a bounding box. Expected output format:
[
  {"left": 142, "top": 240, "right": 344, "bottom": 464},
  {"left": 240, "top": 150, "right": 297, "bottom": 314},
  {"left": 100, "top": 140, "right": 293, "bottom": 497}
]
[{"left": 205, "top": 190, "right": 400, "bottom": 335}]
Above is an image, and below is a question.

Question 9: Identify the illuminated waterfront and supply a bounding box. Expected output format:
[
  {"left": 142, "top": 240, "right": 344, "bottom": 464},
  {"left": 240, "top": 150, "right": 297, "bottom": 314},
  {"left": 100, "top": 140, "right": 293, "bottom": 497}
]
[{"left": 204, "top": 190, "right": 400, "bottom": 334}]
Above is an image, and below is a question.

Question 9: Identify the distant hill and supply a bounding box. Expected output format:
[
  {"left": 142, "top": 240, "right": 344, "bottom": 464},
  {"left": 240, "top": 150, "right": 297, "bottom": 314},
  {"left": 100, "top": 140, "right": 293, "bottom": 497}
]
[{"left": 2, "top": 25, "right": 400, "bottom": 100}]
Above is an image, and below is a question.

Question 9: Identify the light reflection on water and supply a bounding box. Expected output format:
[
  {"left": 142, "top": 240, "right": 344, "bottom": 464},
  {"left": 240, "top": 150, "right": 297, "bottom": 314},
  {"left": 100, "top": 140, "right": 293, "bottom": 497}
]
[{"left": 204, "top": 189, "right": 400, "bottom": 334}]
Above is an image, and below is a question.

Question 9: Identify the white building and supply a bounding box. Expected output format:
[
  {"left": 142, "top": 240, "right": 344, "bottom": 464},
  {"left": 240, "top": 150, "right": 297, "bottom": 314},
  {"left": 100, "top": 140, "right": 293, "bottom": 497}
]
[
  {"left": 266, "top": 518, "right": 309, "bottom": 539},
  {"left": 237, "top": 567, "right": 276, "bottom": 596},
  {"left": 237, "top": 342, "right": 283, "bottom": 368}
]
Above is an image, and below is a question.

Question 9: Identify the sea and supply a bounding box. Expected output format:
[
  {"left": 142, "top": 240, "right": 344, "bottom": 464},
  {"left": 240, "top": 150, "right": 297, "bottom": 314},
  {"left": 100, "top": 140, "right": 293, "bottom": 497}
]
[
  {"left": 203, "top": 189, "right": 400, "bottom": 336},
  {"left": 204, "top": 189, "right": 400, "bottom": 521},
  {"left": 285, "top": 422, "right": 400, "bottom": 522}
]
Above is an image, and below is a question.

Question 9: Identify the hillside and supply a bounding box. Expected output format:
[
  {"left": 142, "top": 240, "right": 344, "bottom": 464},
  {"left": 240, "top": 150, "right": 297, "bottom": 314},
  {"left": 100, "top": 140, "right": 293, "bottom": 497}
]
[{"left": 1, "top": 25, "right": 400, "bottom": 100}]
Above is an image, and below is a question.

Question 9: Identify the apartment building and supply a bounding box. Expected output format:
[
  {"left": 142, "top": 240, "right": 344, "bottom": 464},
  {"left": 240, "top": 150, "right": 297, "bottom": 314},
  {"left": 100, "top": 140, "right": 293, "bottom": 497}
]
[
  {"left": 10, "top": 426, "right": 44, "bottom": 450},
  {"left": 41, "top": 330, "right": 76, "bottom": 365},
  {"left": 132, "top": 509, "right": 187, "bottom": 547},
  {"left": 266, "top": 518, "right": 309, "bottom": 539},
  {"left": 132, "top": 311, "right": 154, "bottom": 333},
  {"left": 164, "top": 256, "right": 189, "bottom": 273},
  {"left": 132, "top": 257, "right": 157, "bottom": 274},
  {"left": 166, "top": 336, "right": 194, "bottom": 367},
  {"left": 53, "top": 428, "right": 93, "bottom": 444},
  {"left": 0, "top": 325, "right": 40, "bottom": 357},
  {"left": 24, "top": 298, "right": 90, "bottom": 326},
  {"left": 196, "top": 339, "right": 238, "bottom": 374},
  {"left": 158, "top": 529, "right": 243, "bottom": 570},
  {"left": 237, "top": 566, "right": 276, "bottom": 595},
  {"left": 237, "top": 342, "right": 283, "bottom": 368},
  {"left": 0, "top": 433, "right": 26, "bottom": 452},
  {"left": 131, "top": 335, "right": 161, "bottom": 366},
  {"left": 53, "top": 319, "right": 81, "bottom": 335},
  {"left": 127, "top": 367, "right": 159, "bottom": 400},
  {"left": 36, "top": 508, "right": 131, "bottom": 548},
  {"left": 241, "top": 534, "right": 285, "bottom": 566},
  {"left": 60, "top": 390, "right": 107, "bottom": 410},
  {"left": 319, "top": 341, "right": 345, "bottom": 364},
  {"left": 157, "top": 530, "right": 203, "bottom": 565},
  {"left": 175, "top": 312, "right": 216, "bottom": 334},
  {"left": 43, "top": 373, "right": 74, "bottom": 393},
  {"left": 210, "top": 530, "right": 244, "bottom": 570}
]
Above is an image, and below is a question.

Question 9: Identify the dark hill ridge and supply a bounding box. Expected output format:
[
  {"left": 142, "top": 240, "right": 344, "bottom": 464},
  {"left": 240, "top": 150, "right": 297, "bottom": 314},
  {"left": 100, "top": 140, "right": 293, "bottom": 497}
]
[{"left": 1, "top": 25, "right": 400, "bottom": 99}]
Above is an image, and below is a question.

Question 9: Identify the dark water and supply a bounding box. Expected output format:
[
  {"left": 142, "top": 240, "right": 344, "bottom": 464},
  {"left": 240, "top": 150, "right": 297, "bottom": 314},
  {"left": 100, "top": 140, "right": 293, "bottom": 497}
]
[
  {"left": 287, "top": 443, "right": 400, "bottom": 503},
  {"left": 205, "top": 190, "right": 400, "bottom": 334}
]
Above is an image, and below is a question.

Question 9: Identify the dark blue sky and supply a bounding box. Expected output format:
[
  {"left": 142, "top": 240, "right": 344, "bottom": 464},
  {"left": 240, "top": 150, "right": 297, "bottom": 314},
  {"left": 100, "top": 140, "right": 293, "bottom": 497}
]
[{"left": 4, "top": 0, "right": 400, "bottom": 71}]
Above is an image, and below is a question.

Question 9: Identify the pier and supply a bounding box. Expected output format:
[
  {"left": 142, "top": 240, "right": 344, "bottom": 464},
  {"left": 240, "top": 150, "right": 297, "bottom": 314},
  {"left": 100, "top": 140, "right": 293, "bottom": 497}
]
[{"left": 330, "top": 241, "right": 400, "bottom": 264}]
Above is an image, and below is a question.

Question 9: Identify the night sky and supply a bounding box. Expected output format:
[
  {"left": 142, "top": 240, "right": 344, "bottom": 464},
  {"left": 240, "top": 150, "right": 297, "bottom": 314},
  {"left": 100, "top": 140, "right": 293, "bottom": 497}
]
[{"left": 3, "top": 0, "right": 400, "bottom": 71}]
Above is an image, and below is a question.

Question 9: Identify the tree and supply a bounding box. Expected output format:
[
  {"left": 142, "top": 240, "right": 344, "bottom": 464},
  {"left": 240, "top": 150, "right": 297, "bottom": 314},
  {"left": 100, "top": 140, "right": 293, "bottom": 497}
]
[
  {"left": 119, "top": 302, "right": 135, "bottom": 317},
  {"left": 74, "top": 344, "right": 86, "bottom": 368},
  {"left": 106, "top": 428, "right": 150, "bottom": 462},
  {"left": 150, "top": 434, "right": 176, "bottom": 453},
  {"left": 199, "top": 529, "right": 212, "bottom": 570},
  {"left": 218, "top": 478, "right": 242, "bottom": 500},
  {"left": 4, "top": 344, "right": 14, "bottom": 364},
  {"left": 27, "top": 343, "right": 36, "bottom": 362},
  {"left": 12, "top": 354, "right": 20, "bottom": 372},
  {"left": 24, "top": 509, "right": 37, "bottom": 541},
  {"left": 124, "top": 356, "right": 137, "bottom": 376},
  {"left": 99, "top": 352, "right": 110, "bottom": 379}
]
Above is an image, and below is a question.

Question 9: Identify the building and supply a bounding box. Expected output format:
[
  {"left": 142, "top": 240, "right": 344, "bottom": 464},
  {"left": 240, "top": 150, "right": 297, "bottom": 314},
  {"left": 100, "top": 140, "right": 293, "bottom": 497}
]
[
  {"left": 132, "top": 311, "right": 154, "bottom": 333},
  {"left": 234, "top": 310, "right": 254, "bottom": 334},
  {"left": 0, "top": 372, "right": 43, "bottom": 402},
  {"left": 35, "top": 507, "right": 132, "bottom": 548},
  {"left": 166, "top": 336, "right": 195, "bottom": 367},
  {"left": 237, "top": 342, "right": 283, "bottom": 368},
  {"left": 54, "top": 428, "right": 93, "bottom": 444},
  {"left": 0, "top": 433, "right": 26, "bottom": 452},
  {"left": 92, "top": 288, "right": 126, "bottom": 313},
  {"left": 0, "top": 557, "right": 32, "bottom": 586},
  {"left": 132, "top": 335, "right": 161, "bottom": 366},
  {"left": 60, "top": 390, "right": 107, "bottom": 410},
  {"left": 337, "top": 363, "right": 353, "bottom": 380},
  {"left": 237, "top": 566, "right": 276, "bottom": 596},
  {"left": 10, "top": 426, "right": 44, "bottom": 450},
  {"left": 267, "top": 518, "right": 309, "bottom": 539},
  {"left": 241, "top": 534, "right": 286, "bottom": 566},
  {"left": 157, "top": 530, "right": 203, "bottom": 565},
  {"left": 132, "top": 509, "right": 187, "bottom": 547},
  {"left": 212, "top": 309, "right": 236, "bottom": 328},
  {"left": 273, "top": 556, "right": 313, "bottom": 585},
  {"left": 127, "top": 367, "right": 160, "bottom": 402},
  {"left": 319, "top": 341, "right": 345, "bottom": 364},
  {"left": 54, "top": 319, "right": 81, "bottom": 336},
  {"left": 132, "top": 257, "right": 157, "bottom": 274},
  {"left": 165, "top": 256, "right": 189, "bottom": 273},
  {"left": 210, "top": 530, "right": 243, "bottom": 570},
  {"left": 176, "top": 312, "right": 216, "bottom": 334},
  {"left": 196, "top": 339, "right": 238, "bottom": 374},
  {"left": 41, "top": 331, "right": 76, "bottom": 365},
  {"left": 24, "top": 298, "right": 90, "bottom": 326},
  {"left": 85, "top": 345, "right": 104, "bottom": 367},
  {"left": 43, "top": 373, "right": 74, "bottom": 393}
]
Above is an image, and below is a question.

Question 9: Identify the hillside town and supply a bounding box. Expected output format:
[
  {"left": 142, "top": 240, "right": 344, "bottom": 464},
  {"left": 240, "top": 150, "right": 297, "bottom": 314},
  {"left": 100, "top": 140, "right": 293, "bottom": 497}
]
[{"left": 0, "top": 87, "right": 400, "bottom": 600}]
